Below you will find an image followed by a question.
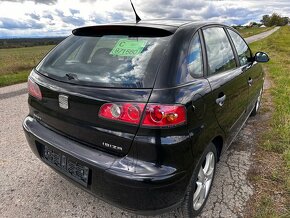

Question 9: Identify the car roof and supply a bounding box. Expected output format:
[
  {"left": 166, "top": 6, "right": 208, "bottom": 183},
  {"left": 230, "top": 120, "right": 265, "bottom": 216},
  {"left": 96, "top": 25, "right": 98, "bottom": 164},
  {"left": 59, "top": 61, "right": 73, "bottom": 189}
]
[
  {"left": 128, "top": 19, "right": 193, "bottom": 27},
  {"left": 113, "top": 19, "right": 214, "bottom": 29}
]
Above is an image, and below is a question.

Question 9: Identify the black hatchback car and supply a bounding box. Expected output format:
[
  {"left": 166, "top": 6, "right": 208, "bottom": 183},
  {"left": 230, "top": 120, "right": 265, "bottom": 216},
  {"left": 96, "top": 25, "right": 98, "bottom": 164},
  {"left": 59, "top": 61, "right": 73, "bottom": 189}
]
[{"left": 23, "top": 19, "right": 269, "bottom": 217}]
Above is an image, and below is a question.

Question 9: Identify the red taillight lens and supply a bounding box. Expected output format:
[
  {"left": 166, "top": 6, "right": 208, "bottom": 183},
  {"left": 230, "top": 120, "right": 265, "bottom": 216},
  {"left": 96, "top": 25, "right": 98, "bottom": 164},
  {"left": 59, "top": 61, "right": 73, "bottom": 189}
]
[
  {"left": 99, "top": 102, "right": 186, "bottom": 127},
  {"left": 142, "top": 104, "right": 186, "bottom": 127},
  {"left": 99, "top": 103, "right": 145, "bottom": 124},
  {"left": 28, "top": 78, "right": 42, "bottom": 100}
]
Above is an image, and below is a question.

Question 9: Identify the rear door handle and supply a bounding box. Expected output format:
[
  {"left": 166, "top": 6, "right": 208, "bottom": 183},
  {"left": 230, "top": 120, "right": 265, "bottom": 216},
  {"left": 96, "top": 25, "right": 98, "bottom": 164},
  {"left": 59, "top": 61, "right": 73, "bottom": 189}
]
[
  {"left": 248, "top": 78, "right": 253, "bottom": 86},
  {"left": 216, "top": 94, "right": 226, "bottom": 107}
]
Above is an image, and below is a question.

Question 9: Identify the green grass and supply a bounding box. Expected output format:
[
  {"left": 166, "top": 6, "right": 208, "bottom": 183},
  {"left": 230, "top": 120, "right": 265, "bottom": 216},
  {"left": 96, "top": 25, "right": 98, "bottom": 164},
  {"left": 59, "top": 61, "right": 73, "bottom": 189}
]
[
  {"left": 250, "top": 26, "right": 290, "bottom": 156},
  {"left": 0, "top": 45, "right": 54, "bottom": 87},
  {"left": 254, "top": 196, "right": 279, "bottom": 218},
  {"left": 0, "top": 71, "right": 30, "bottom": 87},
  {"left": 237, "top": 26, "right": 274, "bottom": 38},
  {"left": 250, "top": 26, "right": 290, "bottom": 217}
]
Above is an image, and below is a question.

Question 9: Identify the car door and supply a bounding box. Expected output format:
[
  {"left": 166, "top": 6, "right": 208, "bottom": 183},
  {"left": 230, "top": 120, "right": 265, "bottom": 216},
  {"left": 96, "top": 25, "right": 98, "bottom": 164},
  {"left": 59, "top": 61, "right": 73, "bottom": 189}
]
[
  {"left": 202, "top": 26, "right": 249, "bottom": 145},
  {"left": 227, "top": 28, "right": 264, "bottom": 113}
]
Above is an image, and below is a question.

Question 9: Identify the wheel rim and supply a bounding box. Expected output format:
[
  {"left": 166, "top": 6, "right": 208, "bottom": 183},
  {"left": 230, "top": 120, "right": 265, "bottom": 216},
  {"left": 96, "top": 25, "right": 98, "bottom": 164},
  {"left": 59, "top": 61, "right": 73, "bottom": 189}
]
[
  {"left": 193, "top": 152, "right": 215, "bottom": 211},
  {"left": 256, "top": 89, "right": 262, "bottom": 111}
]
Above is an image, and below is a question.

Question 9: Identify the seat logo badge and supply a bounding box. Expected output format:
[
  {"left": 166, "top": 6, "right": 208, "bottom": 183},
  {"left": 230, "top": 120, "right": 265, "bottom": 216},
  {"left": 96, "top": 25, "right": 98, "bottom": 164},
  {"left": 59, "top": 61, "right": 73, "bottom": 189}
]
[{"left": 59, "top": 94, "right": 69, "bottom": 109}]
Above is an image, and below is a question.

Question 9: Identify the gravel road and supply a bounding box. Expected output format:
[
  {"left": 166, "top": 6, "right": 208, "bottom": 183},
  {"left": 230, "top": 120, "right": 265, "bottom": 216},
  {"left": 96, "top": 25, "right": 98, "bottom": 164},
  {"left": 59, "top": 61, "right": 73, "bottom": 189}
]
[
  {"left": 0, "top": 82, "right": 258, "bottom": 218},
  {"left": 245, "top": 26, "right": 280, "bottom": 43}
]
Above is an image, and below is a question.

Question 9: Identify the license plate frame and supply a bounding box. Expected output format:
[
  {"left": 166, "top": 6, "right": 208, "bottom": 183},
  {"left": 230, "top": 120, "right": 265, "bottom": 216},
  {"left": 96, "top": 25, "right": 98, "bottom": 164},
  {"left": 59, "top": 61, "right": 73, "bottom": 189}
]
[{"left": 42, "top": 145, "right": 90, "bottom": 187}]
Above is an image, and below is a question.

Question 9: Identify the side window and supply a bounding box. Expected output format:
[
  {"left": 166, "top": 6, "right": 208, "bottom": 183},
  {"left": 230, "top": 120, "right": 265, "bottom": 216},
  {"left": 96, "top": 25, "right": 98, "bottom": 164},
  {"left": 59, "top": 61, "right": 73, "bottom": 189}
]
[
  {"left": 187, "top": 34, "right": 203, "bottom": 78},
  {"left": 203, "top": 27, "right": 236, "bottom": 75},
  {"left": 228, "top": 29, "right": 252, "bottom": 66}
]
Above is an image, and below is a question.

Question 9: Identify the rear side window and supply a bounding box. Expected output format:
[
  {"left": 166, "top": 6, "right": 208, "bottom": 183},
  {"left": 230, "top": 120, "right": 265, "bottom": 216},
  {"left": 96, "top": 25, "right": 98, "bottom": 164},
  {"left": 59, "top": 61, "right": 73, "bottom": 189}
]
[
  {"left": 228, "top": 29, "right": 252, "bottom": 66},
  {"left": 203, "top": 27, "right": 236, "bottom": 75},
  {"left": 187, "top": 34, "right": 203, "bottom": 78},
  {"left": 36, "top": 34, "right": 171, "bottom": 88}
]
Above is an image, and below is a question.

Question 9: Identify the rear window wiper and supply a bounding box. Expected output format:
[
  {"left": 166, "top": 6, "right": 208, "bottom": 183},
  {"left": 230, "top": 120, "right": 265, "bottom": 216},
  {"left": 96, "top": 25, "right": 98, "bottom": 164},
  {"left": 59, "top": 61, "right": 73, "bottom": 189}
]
[{"left": 65, "top": 73, "right": 78, "bottom": 80}]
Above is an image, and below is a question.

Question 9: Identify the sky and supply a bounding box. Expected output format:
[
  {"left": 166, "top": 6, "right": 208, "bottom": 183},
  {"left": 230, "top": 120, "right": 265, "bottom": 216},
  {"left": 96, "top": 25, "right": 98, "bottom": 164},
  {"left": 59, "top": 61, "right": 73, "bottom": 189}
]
[{"left": 0, "top": 0, "right": 289, "bottom": 38}]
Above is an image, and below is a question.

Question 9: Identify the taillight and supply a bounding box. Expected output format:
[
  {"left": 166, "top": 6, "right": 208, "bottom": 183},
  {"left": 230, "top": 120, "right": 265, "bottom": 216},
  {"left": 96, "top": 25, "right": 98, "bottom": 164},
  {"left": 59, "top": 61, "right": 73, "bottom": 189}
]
[
  {"left": 99, "top": 102, "right": 186, "bottom": 127},
  {"left": 99, "top": 103, "right": 146, "bottom": 124},
  {"left": 28, "top": 77, "right": 42, "bottom": 100},
  {"left": 142, "top": 104, "right": 186, "bottom": 127}
]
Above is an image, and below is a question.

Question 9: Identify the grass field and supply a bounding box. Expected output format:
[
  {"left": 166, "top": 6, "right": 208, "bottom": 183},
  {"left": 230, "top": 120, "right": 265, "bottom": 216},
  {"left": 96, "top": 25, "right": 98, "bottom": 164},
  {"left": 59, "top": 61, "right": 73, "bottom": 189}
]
[
  {"left": 0, "top": 45, "right": 54, "bottom": 87},
  {"left": 249, "top": 26, "right": 290, "bottom": 217},
  {"left": 238, "top": 26, "right": 274, "bottom": 38}
]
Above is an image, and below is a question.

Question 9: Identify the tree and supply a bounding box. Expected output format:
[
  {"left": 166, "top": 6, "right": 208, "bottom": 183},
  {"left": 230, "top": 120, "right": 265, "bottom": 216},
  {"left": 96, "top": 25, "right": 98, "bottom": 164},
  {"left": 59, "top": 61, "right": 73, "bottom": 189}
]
[
  {"left": 260, "top": 13, "right": 289, "bottom": 27},
  {"left": 270, "top": 13, "right": 282, "bottom": 26},
  {"left": 261, "top": 15, "right": 270, "bottom": 26},
  {"left": 281, "top": 17, "right": 289, "bottom": 26}
]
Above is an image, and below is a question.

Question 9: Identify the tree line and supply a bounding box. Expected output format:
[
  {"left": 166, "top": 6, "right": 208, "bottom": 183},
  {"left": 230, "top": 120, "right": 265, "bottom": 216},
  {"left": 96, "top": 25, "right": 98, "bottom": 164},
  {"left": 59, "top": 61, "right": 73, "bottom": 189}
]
[
  {"left": 0, "top": 37, "right": 65, "bottom": 49},
  {"left": 261, "top": 13, "right": 289, "bottom": 27}
]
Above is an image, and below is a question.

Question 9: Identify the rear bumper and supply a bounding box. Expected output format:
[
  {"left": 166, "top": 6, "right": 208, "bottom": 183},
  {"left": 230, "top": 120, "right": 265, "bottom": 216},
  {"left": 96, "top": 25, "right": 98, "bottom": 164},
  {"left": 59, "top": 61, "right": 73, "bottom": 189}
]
[{"left": 23, "top": 116, "right": 190, "bottom": 215}]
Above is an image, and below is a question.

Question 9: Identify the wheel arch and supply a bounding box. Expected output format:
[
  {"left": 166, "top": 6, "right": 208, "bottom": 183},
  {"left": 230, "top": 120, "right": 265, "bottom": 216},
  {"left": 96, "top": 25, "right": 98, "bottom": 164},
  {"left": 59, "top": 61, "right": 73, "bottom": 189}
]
[{"left": 211, "top": 135, "right": 224, "bottom": 161}]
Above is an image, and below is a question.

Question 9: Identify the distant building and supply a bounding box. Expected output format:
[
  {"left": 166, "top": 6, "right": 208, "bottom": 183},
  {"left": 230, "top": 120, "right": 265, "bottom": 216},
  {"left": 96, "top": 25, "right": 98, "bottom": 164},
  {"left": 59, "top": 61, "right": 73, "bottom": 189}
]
[{"left": 248, "top": 22, "right": 255, "bottom": 27}]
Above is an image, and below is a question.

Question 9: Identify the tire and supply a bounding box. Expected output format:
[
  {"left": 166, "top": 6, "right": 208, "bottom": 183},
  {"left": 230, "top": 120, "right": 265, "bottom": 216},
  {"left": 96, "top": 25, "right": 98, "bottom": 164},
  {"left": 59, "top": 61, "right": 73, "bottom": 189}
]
[
  {"left": 180, "top": 143, "right": 217, "bottom": 218},
  {"left": 250, "top": 88, "right": 263, "bottom": 117}
]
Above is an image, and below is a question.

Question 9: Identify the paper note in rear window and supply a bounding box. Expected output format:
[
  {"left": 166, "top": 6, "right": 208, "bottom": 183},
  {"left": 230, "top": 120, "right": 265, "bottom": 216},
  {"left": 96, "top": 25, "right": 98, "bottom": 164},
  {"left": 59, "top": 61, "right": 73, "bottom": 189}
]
[{"left": 110, "top": 39, "right": 147, "bottom": 56}]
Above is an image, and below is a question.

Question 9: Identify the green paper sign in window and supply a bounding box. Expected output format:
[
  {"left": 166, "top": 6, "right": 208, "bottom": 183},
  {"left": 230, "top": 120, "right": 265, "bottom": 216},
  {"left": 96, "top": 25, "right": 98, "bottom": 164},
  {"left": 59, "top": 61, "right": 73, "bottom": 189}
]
[{"left": 110, "top": 39, "right": 147, "bottom": 57}]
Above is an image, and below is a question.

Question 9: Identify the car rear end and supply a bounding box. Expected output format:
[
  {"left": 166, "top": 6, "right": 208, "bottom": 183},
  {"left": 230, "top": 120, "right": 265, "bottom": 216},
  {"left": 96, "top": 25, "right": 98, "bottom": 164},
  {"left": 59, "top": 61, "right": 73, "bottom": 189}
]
[{"left": 23, "top": 24, "right": 193, "bottom": 214}]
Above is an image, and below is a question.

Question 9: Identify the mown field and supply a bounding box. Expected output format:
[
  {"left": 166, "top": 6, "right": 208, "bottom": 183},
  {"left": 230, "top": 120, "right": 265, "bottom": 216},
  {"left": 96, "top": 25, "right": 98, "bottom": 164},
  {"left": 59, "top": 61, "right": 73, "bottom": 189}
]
[
  {"left": 238, "top": 26, "right": 274, "bottom": 38},
  {"left": 249, "top": 26, "right": 290, "bottom": 217},
  {"left": 0, "top": 45, "right": 54, "bottom": 87}
]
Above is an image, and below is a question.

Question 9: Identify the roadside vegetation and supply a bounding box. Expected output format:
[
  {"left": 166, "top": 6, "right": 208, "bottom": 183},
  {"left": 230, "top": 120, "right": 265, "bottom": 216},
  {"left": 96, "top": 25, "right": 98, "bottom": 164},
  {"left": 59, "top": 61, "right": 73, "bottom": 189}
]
[
  {"left": 247, "top": 26, "right": 290, "bottom": 217},
  {"left": 260, "top": 13, "right": 289, "bottom": 27},
  {"left": 0, "top": 45, "right": 54, "bottom": 87},
  {"left": 235, "top": 12, "right": 289, "bottom": 38}
]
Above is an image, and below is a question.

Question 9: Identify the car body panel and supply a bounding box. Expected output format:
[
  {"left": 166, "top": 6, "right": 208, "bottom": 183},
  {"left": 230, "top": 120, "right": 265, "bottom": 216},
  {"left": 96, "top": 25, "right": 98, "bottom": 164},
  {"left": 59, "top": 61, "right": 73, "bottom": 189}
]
[
  {"left": 244, "top": 62, "right": 264, "bottom": 110},
  {"left": 29, "top": 70, "right": 152, "bottom": 156},
  {"left": 23, "top": 116, "right": 190, "bottom": 213},
  {"left": 23, "top": 19, "right": 265, "bottom": 215},
  {"left": 206, "top": 67, "right": 249, "bottom": 145}
]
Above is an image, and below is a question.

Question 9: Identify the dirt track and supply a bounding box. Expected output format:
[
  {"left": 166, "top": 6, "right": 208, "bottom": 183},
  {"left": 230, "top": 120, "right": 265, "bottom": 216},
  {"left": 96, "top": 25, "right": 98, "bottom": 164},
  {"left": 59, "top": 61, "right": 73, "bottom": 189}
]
[{"left": 245, "top": 26, "right": 280, "bottom": 43}]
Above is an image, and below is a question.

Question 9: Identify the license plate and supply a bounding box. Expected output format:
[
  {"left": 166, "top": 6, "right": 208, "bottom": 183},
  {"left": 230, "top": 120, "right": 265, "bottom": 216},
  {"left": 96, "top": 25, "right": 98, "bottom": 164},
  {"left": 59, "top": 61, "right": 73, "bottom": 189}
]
[{"left": 42, "top": 145, "right": 89, "bottom": 187}]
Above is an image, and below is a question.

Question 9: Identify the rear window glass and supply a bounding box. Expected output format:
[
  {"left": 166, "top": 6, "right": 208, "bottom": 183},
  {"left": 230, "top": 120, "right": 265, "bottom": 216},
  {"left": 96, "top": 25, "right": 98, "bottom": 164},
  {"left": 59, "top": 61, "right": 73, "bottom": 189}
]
[{"left": 36, "top": 35, "right": 171, "bottom": 88}]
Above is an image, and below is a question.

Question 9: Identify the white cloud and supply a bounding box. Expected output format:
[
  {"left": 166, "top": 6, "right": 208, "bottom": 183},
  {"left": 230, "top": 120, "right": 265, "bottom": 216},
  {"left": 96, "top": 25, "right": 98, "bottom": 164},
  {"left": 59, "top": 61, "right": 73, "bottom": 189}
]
[{"left": 0, "top": 0, "right": 289, "bottom": 38}]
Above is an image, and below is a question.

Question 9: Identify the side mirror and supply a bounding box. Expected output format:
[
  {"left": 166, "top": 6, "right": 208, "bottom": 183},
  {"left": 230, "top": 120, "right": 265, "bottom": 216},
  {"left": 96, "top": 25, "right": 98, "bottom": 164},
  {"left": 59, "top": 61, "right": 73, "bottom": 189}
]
[{"left": 255, "top": 52, "right": 270, "bottom": 63}]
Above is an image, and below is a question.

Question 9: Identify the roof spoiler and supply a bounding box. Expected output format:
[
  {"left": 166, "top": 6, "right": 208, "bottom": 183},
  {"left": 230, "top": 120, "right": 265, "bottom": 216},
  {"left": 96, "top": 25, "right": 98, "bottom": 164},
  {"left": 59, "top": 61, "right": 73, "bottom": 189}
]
[{"left": 72, "top": 25, "right": 174, "bottom": 37}]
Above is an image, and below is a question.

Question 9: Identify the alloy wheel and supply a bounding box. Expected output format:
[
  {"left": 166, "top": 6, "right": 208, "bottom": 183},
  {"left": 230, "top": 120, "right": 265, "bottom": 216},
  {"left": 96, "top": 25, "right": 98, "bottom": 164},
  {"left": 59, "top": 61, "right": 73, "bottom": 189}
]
[{"left": 193, "top": 151, "right": 215, "bottom": 211}]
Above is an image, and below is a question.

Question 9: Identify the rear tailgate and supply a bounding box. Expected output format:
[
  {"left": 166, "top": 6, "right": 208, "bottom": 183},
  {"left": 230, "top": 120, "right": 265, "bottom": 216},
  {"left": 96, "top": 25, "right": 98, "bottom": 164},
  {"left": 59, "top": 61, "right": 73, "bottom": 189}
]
[
  {"left": 28, "top": 25, "right": 174, "bottom": 156},
  {"left": 29, "top": 71, "right": 151, "bottom": 156}
]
